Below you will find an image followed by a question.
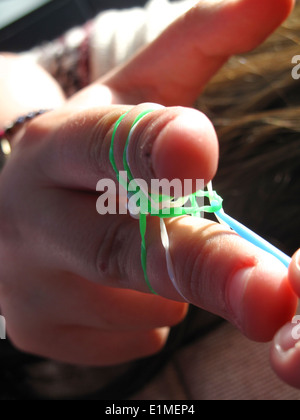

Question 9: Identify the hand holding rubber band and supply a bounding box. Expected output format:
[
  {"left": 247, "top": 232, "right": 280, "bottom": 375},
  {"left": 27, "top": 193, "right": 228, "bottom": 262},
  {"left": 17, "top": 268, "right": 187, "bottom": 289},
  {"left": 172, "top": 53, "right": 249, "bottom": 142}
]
[{"left": 109, "top": 109, "right": 292, "bottom": 295}]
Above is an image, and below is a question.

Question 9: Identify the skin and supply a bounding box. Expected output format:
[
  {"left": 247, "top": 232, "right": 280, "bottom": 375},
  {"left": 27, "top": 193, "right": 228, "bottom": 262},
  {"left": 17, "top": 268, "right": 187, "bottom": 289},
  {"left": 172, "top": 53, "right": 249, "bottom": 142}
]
[
  {"left": 270, "top": 250, "right": 300, "bottom": 389},
  {"left": 0, "top": 0, "right": 299, "bottom": 387}
]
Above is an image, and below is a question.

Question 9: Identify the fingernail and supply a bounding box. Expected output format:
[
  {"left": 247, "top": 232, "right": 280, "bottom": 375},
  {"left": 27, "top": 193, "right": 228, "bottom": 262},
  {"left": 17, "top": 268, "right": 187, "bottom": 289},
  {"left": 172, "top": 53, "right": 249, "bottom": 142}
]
[
  {"left": 227, "top": 266, "right": 254, "bottom": 329},
  {"left": 273, "top": 323, "right": 300, "bottom": 360}
]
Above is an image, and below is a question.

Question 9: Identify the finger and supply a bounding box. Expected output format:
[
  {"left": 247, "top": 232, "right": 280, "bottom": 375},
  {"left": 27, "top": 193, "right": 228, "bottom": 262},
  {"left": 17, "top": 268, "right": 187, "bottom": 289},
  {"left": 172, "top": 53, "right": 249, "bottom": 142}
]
[
  {"left": 51, "top": 326, "right": 170, "bottom": 366},
  {"left": 6, "top": 315, "right": 170, "bottom": 366},
  {"left": 17, "top": 186, "right": 297, "bottom": 343},
  {"left": 1, "top": 270, "right": 187, "bottom": 333},
  {"left": 146, "top": 217, "right": 298, "bottom": 343},
  {"left": 51, "top": 281, "right": 187, "bottom": 331},
  {"left": 18, "top": 104, "right": 218, "bottom": 191},
  {"left": 112, "top": 104, "right": 218, "bottom": 191},
  {"left": 270, "top": 322, "right": 300, "bottom": 389},
  {"left": 100, "top": 0, "right": 295, "bottom": 106}
]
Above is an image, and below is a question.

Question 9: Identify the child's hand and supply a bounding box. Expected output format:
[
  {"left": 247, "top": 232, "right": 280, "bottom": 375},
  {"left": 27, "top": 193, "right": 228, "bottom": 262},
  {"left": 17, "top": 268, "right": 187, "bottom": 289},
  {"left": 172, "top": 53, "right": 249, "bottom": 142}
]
[{"left": 0, "top": 0, "right": 297, "bottom": 369}]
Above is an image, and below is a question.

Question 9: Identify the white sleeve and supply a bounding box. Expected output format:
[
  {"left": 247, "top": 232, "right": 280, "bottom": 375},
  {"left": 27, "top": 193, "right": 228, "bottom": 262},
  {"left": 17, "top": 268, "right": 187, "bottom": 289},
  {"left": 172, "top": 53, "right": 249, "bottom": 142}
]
[{"left": 89, "top": 0, "right": 197, "bottom": 80}]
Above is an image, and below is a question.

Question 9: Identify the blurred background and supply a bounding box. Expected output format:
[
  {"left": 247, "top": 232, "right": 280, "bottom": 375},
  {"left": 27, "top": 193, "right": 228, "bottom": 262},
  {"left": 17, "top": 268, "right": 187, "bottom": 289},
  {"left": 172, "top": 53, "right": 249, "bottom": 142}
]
[{"left": 0, "top": 0, "right": 148, "bottom": 51}]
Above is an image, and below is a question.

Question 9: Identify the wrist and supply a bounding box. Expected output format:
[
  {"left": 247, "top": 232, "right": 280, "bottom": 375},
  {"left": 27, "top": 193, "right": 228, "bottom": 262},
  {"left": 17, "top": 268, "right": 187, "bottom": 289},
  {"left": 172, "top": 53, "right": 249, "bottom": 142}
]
[{"left": 0, "top": 109, "right": 53, "bottom": 164}]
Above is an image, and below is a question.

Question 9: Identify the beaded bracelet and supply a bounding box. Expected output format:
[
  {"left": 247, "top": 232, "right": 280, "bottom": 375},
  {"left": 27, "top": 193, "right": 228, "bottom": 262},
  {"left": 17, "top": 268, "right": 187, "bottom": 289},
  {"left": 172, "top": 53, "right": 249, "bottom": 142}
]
[
  {"left": 0, "top": 109, "right": 51, "bottom": 158},
  {"left": 110, "top": 110, "right": 292, "bottom": 295}
]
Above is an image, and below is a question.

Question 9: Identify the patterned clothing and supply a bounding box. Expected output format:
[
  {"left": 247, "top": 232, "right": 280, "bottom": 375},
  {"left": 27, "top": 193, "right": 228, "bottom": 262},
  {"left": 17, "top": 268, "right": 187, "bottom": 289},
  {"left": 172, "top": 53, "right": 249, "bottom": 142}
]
[{"left": 21, "top": 0, "right": 196, "bottom": 96}]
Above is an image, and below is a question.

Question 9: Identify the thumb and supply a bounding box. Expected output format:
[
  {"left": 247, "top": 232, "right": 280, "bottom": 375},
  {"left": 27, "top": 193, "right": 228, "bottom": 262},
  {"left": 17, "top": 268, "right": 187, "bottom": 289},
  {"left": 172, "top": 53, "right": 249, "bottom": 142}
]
[{"left": 27, "top": 103, "right": 219, "bottom": 193}]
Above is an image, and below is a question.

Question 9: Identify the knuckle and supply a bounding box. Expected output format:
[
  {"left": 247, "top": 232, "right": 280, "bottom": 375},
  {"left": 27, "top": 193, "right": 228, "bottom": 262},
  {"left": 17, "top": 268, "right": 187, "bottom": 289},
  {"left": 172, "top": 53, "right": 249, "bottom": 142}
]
[
  {"left": 88, "top": 112, "right": 123, "bottom": 178},
  {"left": 95, "top": 217, "right": 138, "bottom": 287},
  {"left": 174, "top": 239, "right": 208, "bottom": 303},
  {"left": 127, "top": 109, "right": 175, "bottom": 182},
  {"left": 186, "top": 241, "right": 228, "bottom": 314},
  {"left": 170, "top": 220, "right": 230, "bottom": 313}
]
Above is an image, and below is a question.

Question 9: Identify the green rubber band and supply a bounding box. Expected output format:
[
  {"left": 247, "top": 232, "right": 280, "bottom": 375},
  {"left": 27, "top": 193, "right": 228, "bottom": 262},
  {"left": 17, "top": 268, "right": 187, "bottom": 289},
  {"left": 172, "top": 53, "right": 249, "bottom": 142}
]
[
  {"left": 109, "top": 112, "right": 129, "bottom": 178},
  {"left": 123, "top": 110, "right": 154, "bottom": 183},
  {"left": 110, "top": 110, "right": 224, "bottom": 294}
]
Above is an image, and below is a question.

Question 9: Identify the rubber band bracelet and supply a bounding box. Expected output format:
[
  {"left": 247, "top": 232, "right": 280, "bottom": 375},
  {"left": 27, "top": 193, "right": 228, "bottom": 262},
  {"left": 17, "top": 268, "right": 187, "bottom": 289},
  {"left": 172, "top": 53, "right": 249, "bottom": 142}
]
[
  {"left": 110, "top": 110, "right": 292, "bottom": 294},
  {"left": 0, "top": 109, "right": 52, "bottom": 157}
]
